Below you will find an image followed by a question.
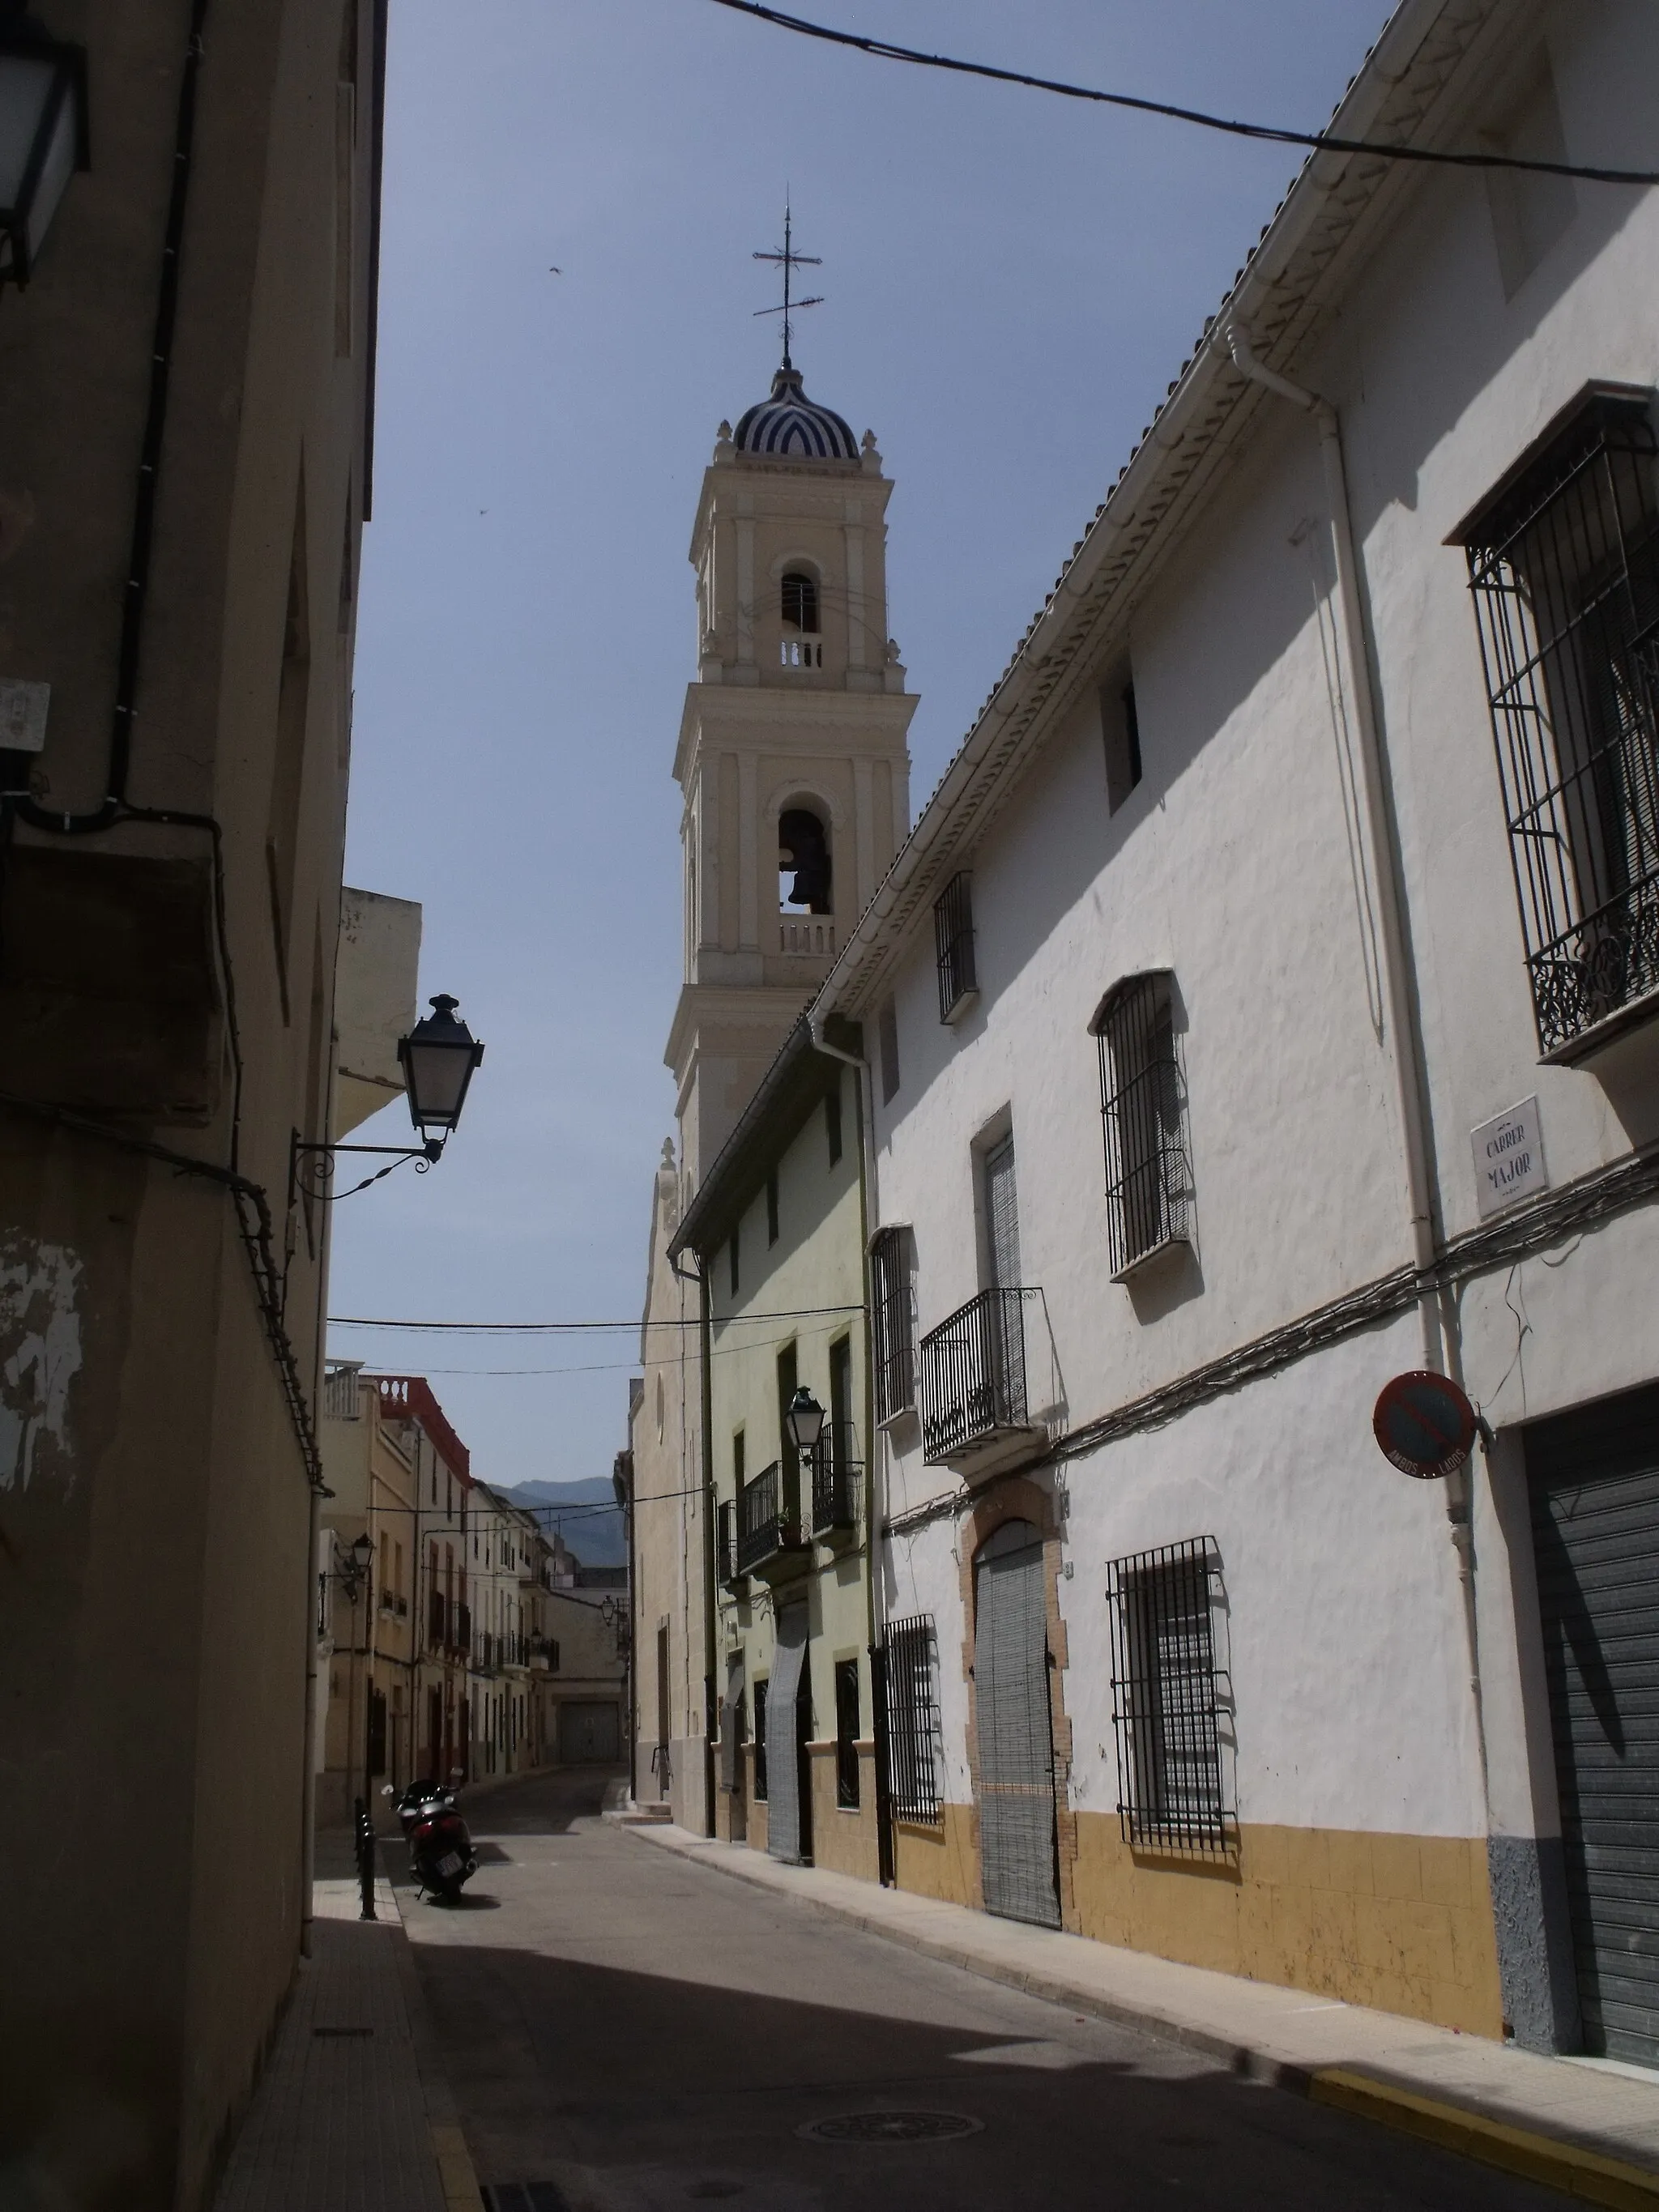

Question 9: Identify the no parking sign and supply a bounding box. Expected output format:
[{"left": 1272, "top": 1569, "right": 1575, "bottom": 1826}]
[{"left": 1372, "top": 1370, "right": 1478, "bottom": 1479}]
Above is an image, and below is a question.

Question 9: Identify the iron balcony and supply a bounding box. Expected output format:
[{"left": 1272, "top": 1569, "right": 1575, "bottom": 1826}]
[
  {"left": 736, "top": 1459, "right": 807, "bottom": 1582},
  {"left": 919, "top": 1287, "right": 1038, "bottom": 1469},
  {"left": 809, "top": 1431, "right": 860, "bottom": 1537}
]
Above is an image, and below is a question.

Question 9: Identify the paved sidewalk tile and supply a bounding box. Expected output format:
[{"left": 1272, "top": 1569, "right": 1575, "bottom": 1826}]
[
  {"left": 211, "top": 1877, "right": 451, "bottom": 2212},
  {"left": 633, "top": 1824, "right": 1659, "bottom": 2184}
]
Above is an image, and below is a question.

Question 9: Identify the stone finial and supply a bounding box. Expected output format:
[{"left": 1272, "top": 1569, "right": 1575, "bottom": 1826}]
[
  {"left": 659, "top": 1136, "right": 677, "bottom": 1171},
  {"left": 713, "top": 421, "right": 735, "bottom": 464},
  {"left": 860, "top": 428, "right": 881, "bottom": 474},
  {"left": 885, "top": 637, "right": 902, "bottom": 663}
]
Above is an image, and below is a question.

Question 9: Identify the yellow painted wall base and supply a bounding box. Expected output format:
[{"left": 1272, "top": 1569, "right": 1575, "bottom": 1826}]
[
  {"left": 885, "top": 1805, "right": 1502, "bottom": 2038},
  {"left": 807, "top": 1743, "right": 881, "bottom": 1882},
  {"left": 1069, "top": 1813, "right": 1503, "bottom": 2036}
]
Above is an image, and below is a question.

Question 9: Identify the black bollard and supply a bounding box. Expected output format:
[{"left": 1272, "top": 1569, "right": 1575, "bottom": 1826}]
[{"left": 354, "top": 1795, "right": 377, "bottom": 1921}]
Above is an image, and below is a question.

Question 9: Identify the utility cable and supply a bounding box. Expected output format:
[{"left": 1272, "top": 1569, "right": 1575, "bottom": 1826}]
[
  {"left": 702, "top": 0, "right": 1659, "bottom": 188},
  {"left": 327, "top": 1304, "right": 866, "bottom": 1331}
]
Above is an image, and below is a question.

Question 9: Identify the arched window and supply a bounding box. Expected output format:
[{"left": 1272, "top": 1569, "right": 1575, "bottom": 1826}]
[
  {"left": 781, "top": 570, "right": 819, "bottom": 633},
  {"left": 778, "top": 807, "right": 832, "bottom": 914}
]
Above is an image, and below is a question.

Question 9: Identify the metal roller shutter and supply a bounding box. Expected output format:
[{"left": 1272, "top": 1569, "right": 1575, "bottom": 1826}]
[
  {"left": 557, "top": 1702, "right": 620, "bottom": 1764},
  {"left": 975, "top": 1519, "right": 1060, "bottom": 1928},
  {"left": 766, "top": 1605, "right": 808, "bottom": 1865},
  {"left": 1528, "top": 1380, "right": 1659, "bottom": 2065}
]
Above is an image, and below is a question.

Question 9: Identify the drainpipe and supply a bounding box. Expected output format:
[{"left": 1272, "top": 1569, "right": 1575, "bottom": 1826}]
[
  {"left": 809, "top": 1010, "right": 891, "bottom": 1878},
  {"left": 1222, "top": 322, "right": 1439, "bottom": 1366},
  {"left": 300, "top": 1481, "right": 324, "bottom": 1958},
  {"left": 1222, "top": 322, "right": 1488, "bottom": 1799}
]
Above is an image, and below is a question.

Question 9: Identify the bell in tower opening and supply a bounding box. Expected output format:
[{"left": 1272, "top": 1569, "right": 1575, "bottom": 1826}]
[{"left": 778, "top": 807, "right": 831, "bottom": 914}]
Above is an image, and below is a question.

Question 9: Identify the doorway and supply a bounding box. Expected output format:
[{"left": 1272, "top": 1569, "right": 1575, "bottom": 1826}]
[
  {"left": 655, "top": 1622, "right": 671, "bottom": 1800},
  {"left": 974, "top": 1518, "right": 1060, "bottom": 1928},
  {"left": 1528, "top": 1381, "right": 1659, "bottom": 2064}
]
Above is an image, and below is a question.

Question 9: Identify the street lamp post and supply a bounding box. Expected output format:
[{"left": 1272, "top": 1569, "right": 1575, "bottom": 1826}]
[{"left": 292, "top": 994, "right": 485, "bottom": 1204}]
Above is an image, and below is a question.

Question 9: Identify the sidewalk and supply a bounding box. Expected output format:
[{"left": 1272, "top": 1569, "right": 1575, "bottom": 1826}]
[
  {"left": 633, "top": 1822, "right": 1659, "bottom": 2208},
  {"left": 211, "top": 1850, "right": 482, "bottom": 2212}
]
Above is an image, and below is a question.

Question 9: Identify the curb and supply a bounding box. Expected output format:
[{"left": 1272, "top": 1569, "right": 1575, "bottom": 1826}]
[
  {"left": 1311, "top": 2069, "right": 1659, "bottom": 2211},
  {"left": 627, "top": 1826, "right": 1659, "bottom": 2205}
]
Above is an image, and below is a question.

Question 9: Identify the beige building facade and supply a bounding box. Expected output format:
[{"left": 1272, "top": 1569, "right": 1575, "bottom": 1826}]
[{"left": 0, "top": 2, "right": 388, "bottom": 2205}]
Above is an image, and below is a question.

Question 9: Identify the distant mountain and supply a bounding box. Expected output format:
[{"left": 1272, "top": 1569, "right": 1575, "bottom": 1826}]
[{"left": 494, "top": 1476, "right": 626, "bottom": 1570}]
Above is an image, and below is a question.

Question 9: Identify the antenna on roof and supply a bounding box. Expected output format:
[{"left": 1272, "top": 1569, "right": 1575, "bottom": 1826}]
[{"left": 752, "top": 199, "right": 823, "bottom": 372}]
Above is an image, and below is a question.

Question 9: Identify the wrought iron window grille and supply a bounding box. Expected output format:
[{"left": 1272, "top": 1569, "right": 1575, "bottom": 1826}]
[
  {"left": 871, "top": 1227, "right": 915, "bottom": 1421},
  {"left": 717, "top": 1499, "right": 741, "bottom": 1588},
  {"left": 1107, "top": 1537, "right": 1233, "bottom": 1856},
  {"left": 917, "top": 1286, "right": 1032, "bottom": 1464},
  {"left": 881, "top": 1613, "right": 943, "bottom": 1824},
  {"left": 1464, "top": 391, "right": 1659, "bottom": 1059},
  {"left": 1094, "top": 972, "right": 1193, "bottom": 1278},
  {"left": 933, "top": 872, "right": 979, "bottom": 1024},
  {"left": 753, "top": 1679, "right": 769, "bottom": 1801},
  {"left": 834, "top": 1657, "right": 861, "bottom": 1809}
]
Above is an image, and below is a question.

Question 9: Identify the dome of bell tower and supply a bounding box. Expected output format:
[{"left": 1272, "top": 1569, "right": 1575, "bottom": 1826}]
[{"left": 731, "top": 364, "right": 859, "bottom": 462}]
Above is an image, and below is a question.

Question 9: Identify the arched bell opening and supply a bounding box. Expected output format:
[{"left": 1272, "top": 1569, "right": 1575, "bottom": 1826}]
[{"left": 778, "top": 805, "right": 832, "bottom": 915}]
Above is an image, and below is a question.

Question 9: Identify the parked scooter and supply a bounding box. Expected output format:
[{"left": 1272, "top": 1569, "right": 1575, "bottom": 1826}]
[{"left": 382, "top": 1772, "right": 477, "bottom": 1903}]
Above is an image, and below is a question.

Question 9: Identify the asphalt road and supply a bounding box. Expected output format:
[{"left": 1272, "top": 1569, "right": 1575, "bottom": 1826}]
[{"left": 395, "top": 1767, "right": 1560, "bottom": 2212}]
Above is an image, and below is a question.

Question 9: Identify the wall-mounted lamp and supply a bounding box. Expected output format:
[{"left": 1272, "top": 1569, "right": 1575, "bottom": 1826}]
[
  {"left": 335, "top": 1531, "right": 374, "bottom": 1601},
  {"left": 292, "top": 995, "right": 485, "bottom": 1205},
  {"left": 784, "top": 1387, "right": 825, "bottom": 1459},
  {"left": 0, "top": 6, "right": 88, "bottom": 289}
]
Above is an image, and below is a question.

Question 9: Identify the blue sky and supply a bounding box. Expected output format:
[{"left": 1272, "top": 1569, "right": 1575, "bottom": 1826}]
[{"left": 327, "top": 0, "right": 1395, "bottom": 1489}]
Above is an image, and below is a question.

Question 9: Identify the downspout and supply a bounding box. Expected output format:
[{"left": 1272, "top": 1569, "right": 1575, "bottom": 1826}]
[
  {"left": 300, "top": 1485, "right": 324, "bottom": 1957},
  {"left": 697, "top": 1257, "right": 717, "bottom": 1836},
  {"left": 1222, "top": 322, "right": 1488, "bottom": 1799},
  {"left": 809, "top": 1011, "right": 892, "bottom": 1880}
]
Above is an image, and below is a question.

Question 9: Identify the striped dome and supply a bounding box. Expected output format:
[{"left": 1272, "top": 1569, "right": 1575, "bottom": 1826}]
[{"left": 733, "top": 365, "right": 859, "bottom": 462}]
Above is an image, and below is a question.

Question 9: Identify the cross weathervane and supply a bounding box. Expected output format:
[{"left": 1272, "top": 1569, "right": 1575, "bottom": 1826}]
[{"left": 753, "top": 204, "right": 823, "bottom": 372}]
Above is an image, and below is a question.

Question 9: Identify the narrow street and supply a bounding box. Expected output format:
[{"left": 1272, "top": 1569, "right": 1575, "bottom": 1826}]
[{"left": 394, "top": 1773, "right": 1563, "bottom": 2212}]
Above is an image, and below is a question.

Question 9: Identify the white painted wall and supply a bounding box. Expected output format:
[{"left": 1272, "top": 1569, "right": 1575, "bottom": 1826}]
[{"left": 868, "top": 0, "right": 1659, "bottom": 1846}]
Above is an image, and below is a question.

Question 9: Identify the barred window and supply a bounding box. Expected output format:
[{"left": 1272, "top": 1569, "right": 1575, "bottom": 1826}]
[
  {"left": 870, "top": 1226, "right": 915, "bottom": 1421},
  {"left": 1107, "top": 1538, "right": 1230, "bottom": 1855},
  {"left": 1094, "top": 971, "right": 1192, "bottom": 1277},
  {"left": 753, "top": 1678, "right": 768, "bottom": 1801},
  {"left": 881, "top": 1613, "right": 942, "bottom": 1823},
  {"left": 1463, "top": 390, "right": 1659, "bottom": 1059},
  {"left": 933, "top": 872, "right": 978, "bottom": 1024},
  {"left": 834, "top": 1657, "right": 860, "bottom": 1809}
]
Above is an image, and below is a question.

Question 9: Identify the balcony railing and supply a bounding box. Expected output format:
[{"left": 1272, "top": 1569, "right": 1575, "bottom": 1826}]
[
  {"left": 778, "top": 915, "right": 836, "bottom": 957},
  {"left": 718, "top": 1500, "right": 741, "bottom": 1587},
  {"left": 736, "top": 1460, "right": 797, "bottom": 1573},
  {"left": 780, "top": 634, "right": 823, "bottom": 669},
  {"left": 810, "top": 1429, "right": 860, "bottom": 1536},
  {"left": 919, "top": 1288, "right": 1034, "bottom": 1466}
]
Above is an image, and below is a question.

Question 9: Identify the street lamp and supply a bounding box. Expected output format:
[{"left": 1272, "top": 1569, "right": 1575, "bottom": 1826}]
[
  {"left": 291, "top": 992, "right": 486, "bottom": 1204},
  {"left": 337, "top": 1531, "right": 373, "bottom": 1600},
  {"left": 0, "top": 6, "right": 88, "bottom": 289},
  {"left": 784, "top": 1387, "right": 825, "bottom": 1459},
  {"left": 398, "top": 994, "right": 485, "bottom": 1153}
]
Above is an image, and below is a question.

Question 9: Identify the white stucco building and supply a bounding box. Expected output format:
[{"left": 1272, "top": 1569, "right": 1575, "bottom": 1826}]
[{"left": 815, "top": 0, "right": 1659, "bottom": 2060}]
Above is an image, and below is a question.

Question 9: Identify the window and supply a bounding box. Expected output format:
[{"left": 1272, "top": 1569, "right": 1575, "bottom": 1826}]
[
  {"left": 1103, "top": 678, "right": 1143, "bottom": 812},
  {"left": 881, "top": 1614, "right": 941, "bottom": 1823},
  {"left": 728, "top": 1227, "right": 740, "bottom": 1297},
  {"left": 877, "top": 998, "right": 900, "bottom": 1104},
  {"left": 870, "top": 1227, "right": 915, "bottom": 1421},
  {"left": 834, "top": 1658, "right": 861, "bottom": 1809},
  {"left": 825, "top": 1080, "right": 842, "bottom": 1166},
  {"left": 1107, "top": 1538, "right": 1230, "bottom": 1854},
  {"left": 1463, "top": 390, "right": 1659, "bottom": 1058},
  {"left": 1094, "top": 971, "right": 1192, "bottom": 1276},
  {"left": 781, "top": 569, "right": 820, "bottom": 633},
  {"left": 933, "top": 872, "right": 978, "bottom": 1023},
  {"left": 753, "top": 1679, "right": 769, "bottom": 1800},
  {"left": 766, "top": 1170, "right": 779, "bottom": 1246},
  {"left": 778, "top": 808, "right": 831, "bottom": 912}
]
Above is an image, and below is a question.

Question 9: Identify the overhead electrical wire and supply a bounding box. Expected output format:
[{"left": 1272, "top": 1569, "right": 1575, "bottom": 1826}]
[
  {"left": 327, "top": 1304, "right": 864, "bottom": 1331},
  {"left": 701, "top": 0, "right": 1659, "bottom": 188}
]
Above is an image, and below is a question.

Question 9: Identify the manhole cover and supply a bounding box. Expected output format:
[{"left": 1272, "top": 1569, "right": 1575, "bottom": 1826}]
[{"left": 795, "top": 2111, "right": 983, "bottom": 2145}]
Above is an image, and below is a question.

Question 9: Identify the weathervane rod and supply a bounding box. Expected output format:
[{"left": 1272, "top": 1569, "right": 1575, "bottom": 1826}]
[{"left": 753, "top": 198, "right": 823, "bottom": 371}]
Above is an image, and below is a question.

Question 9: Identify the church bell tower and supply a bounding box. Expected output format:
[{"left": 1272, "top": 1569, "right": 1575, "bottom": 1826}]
[{"left": 667, "top": 353, "right": 917, "bottom": 1184}]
